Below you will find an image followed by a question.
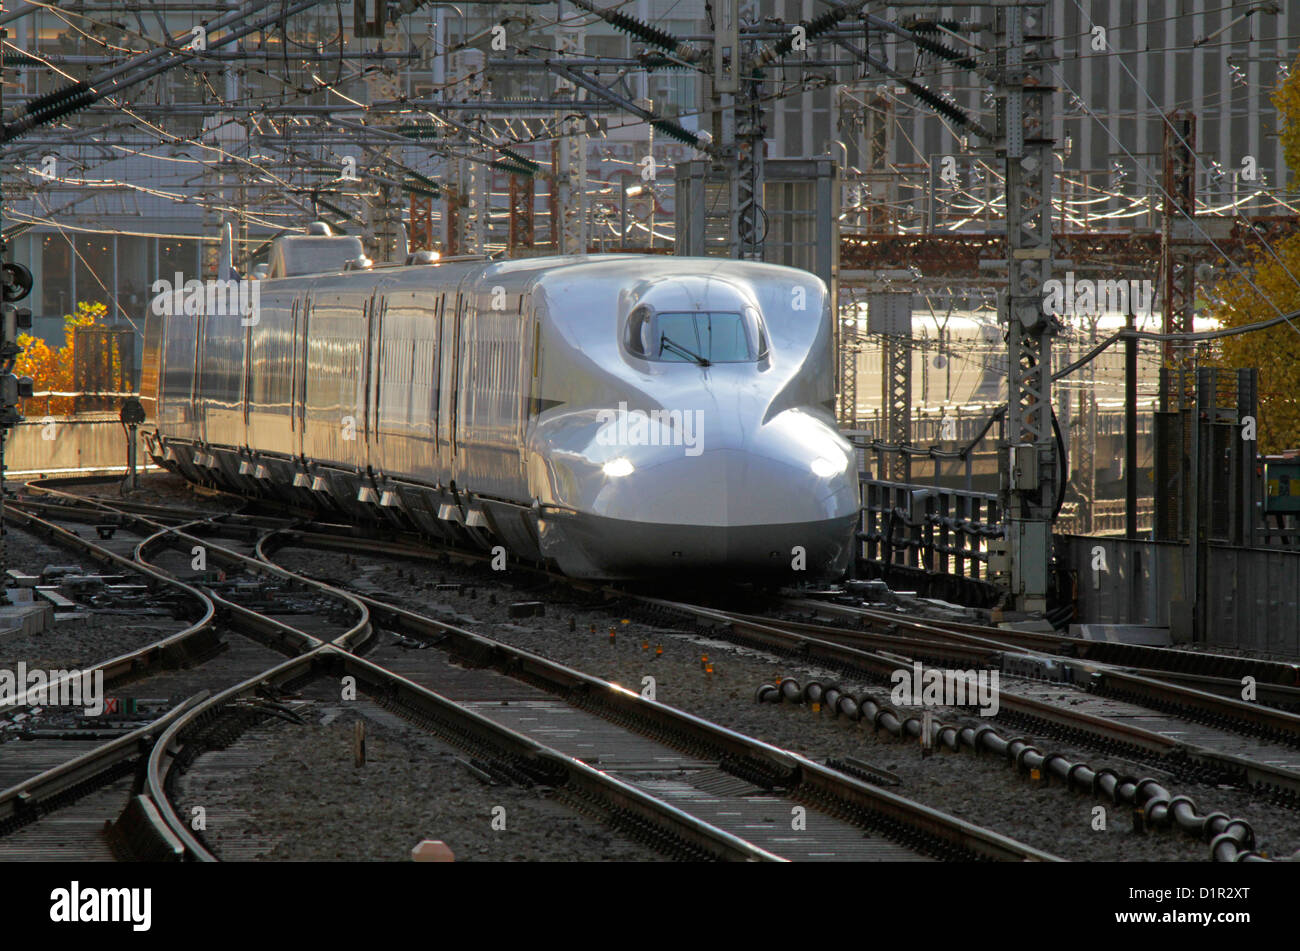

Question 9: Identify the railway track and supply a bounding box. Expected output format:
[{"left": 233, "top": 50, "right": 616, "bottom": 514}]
[
  {"left": 7, "top": 501, "right": 782, "bottom": 861},
  {"left": 1, "top": 480, "right": 1058, "bottom": 862},
  {"left": 637, "top": 598, "right": 1300, "bottom": 801},
  {"left": 177, "top": 497, "right": 1300, "bottom": 806},
  {"left": 26, "top": 474, "right": 1300, "bottom": 859},
  {"left": 778, "top": 593, "right": 1300, "bottom": 693},
  {"left": 729, "top": 598, "right": 1300, "bottom": 752},
  {"left": 242, "top": 525, "right": 1300, "bottom": 861}
]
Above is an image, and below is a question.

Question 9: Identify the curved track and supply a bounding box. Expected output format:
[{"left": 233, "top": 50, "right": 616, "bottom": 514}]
[{"left": 1, "top": 477, "right": 1058, "bottom": 862}]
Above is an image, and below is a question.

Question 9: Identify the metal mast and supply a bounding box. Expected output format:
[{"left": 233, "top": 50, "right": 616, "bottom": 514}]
[{"left": 995, "top": 1, "right": 1056, "bottom": 613}]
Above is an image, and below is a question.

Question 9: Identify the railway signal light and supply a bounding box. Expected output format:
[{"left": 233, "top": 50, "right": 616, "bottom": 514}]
[
  {"left": 2, "top": 303, "right": 32, "bottom": 359},
  {"left": 0, "top": 373, "right": 33, "bottom": 428},
  {"left": 1, "top": 262, "right": 33, "bottom": 303}
]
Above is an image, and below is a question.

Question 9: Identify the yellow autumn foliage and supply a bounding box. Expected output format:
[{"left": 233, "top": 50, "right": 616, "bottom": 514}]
[
  {"left": 13, "top": 301, "right": 106, "bottom": 416},
  {"left": 1205, "top": 60, "right": 1300, "bottom": 454}
]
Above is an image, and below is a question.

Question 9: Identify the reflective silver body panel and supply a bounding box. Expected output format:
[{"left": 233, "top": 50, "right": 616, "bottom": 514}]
[{"left": 140, "top": 254, "right": 858, "bottom": 580}]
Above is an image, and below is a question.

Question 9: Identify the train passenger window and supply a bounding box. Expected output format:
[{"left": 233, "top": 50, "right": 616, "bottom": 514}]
[{"left": 624, "top": 308, "right": 765, "bottom": 363}]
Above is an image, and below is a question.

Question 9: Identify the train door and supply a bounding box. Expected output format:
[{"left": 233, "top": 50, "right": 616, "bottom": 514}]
[
  {"left": 241, "top": 314, "right": 254, "bottom": 452},
  {"left": 431, "top": 291, "right": 445, "bottom": 463},
  {"left": 436, "top": 293, "right": 452, "bottom": 457},
  {"left": 363, "top": 287, "right": 387, "bottom": 476},
  {"left": 441, "top": 282, "right": 468, "bottom": 483},
  {"left": 288, "top": 296, "right": 299, "bottom": 455},
  {"left": 522, "top": 291, "right": 541, "bottom": 471},
  {"left": 192, "top": 311, "right": 206, "bottom": 448},
  {"left": 291, "top": 291, "right": 310, "bottom": 461}
]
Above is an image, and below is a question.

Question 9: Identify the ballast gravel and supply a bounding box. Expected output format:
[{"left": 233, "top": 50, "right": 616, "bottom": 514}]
[
  {"left": 271, "top": 548, "right": 1300, "bottom": 862},
  {"left": 174, "top": 682, "right": 666, "bottom": 862}
]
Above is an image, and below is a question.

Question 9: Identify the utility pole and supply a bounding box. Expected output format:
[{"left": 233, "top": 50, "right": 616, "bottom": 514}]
[
  {"left": 1125, "top": 308, "right": 1139, "bottom": 539},
  {"left": 869, "top": 292, "right": 914, "bottom": 483},
  {"left": 464, "top": 49, "right": 488, "bottom": 255},
  {"left": 554, "top": 17, "right": 588, "bottom": 253},
  {"left": 994, "top": 2, "right": 1056, "bottom": 614},
  {"left": 709, "top": 0, "right": 765, "bottom": 261},
  {"left": 1077, "top": 314, "right": 1099, "bottom": 534},
  {"left": 1160, "top": 110, "right": 1197, "bottom": 398}
]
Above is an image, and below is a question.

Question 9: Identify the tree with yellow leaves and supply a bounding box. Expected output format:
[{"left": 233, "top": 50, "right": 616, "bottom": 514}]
[
  {"left": 1206, "top": 62, "right": 1300, "bottom": 454},
  {"left": 13, "top": 301, "right": 106, "bottom": 416}
]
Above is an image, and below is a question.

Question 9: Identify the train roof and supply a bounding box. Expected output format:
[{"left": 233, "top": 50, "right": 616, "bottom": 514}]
[{"left": 258, "top": 253, "right": 831, "bottom": 299}]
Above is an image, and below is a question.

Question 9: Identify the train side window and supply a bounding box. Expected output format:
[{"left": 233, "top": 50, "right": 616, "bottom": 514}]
[
  {"left": 748, "top": 306, "right": 770, "bottom": 359},
  {"left": 624, "top": 306, "right": 652, "bottom": 357}
]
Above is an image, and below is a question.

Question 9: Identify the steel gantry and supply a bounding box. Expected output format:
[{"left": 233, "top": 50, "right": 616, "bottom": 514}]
[
  {"left": 1161, "top": 110, "right": 1199, "bottom": 393},
  {"left": 992, "top": 2, "right": 1058, "bottom": 613}
]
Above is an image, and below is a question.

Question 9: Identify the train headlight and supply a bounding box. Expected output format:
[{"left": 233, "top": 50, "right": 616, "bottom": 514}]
[
  {"left": 810, "top": 455, "right": 847, "bottom": 478},
  {"left": 603, "top": 457, "right": 635, "bottom": 478}
]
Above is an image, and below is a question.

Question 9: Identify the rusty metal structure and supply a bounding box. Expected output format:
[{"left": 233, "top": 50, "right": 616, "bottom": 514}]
[
  {"left": 841, "top": 218, "right": 1297, "bottom": 279},
  {"left": 408, "top": 194, "right": 434, "bottom": 252},
  {"left": 71, "top": 324, "right": 135, "bottom": 413},
  {"left": 508, "top": 174, "right": 535, "bottom": 253},
  {"left": 1161, "top": 110, "right": 1199, "bottom": 378}
]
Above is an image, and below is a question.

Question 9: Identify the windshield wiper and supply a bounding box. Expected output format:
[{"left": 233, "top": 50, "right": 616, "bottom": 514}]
[{"left": 660, "top": 334, "right": 710, "bottom": 367}]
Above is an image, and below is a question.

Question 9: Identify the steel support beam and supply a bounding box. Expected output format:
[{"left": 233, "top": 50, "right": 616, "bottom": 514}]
[
  {"left": 1160, "top": 110, "right": 1198, "bottom": 406},
  {"left": 508, "top": 174, "right": 535, "bottom": 253},
  {"left": 994, "top": 2, "right": 1056, "bottom": 614}
]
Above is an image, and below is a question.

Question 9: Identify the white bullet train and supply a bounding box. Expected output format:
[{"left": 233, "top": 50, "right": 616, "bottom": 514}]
[{"left": 140, "top": 232, "right": 860, "bottom": 580}]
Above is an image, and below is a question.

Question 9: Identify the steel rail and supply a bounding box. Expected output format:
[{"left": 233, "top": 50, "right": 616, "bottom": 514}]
[
  {"left": 18, "top": 482, "right": 375, "bottom": 654},
  {"left": 10, "top": 489, "right": 787, "bottom": 863},
  {"left": 761, "top": 677, "right": 1289, "bottom": 862},
  {"left": 781, "top": 596, "right": 1300, "bottom": 686},
  {"left": 0, "top": 504, "right": 217, "bottom": 710},
  {"left": 759, "top": 601, "right": 1300, "bottom": 743},
  {"left": 635, "top": 596, "right": 1300, "bottom": 801},
  {"left": 0, "top": 693, "right": 206, "bottom": 844},
  {"left": 257, "top": 530, "right": 1058, "bottom": 862}
]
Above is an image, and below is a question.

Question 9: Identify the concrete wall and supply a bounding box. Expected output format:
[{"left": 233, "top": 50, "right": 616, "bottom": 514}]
[{"left": 4, "top": 413, "right": 141, "bottom": 475}]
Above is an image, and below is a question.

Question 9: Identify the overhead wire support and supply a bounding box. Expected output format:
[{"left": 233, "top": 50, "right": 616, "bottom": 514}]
[
  {"left": 565, "top": 0, "right": 701, "bottom": 63},
  {"left": 548, "top": 62, "right": 713, "bottom": 151},
  {"left": 771, "top": 0, "right": 993, "bottom": 138},
  {"left": 1, "top": 0, "right": 329, "bottom": 142},
  {"left": 860, "top": 13, "right": 978, "bottom": 71}
]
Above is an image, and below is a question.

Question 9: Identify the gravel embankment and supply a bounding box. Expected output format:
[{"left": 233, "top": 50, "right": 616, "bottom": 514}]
[
  {"left": 0, "top": 523, "right": 184, "bottom": 673},
  {"left": 268, "top": 549, "right": 1300, "bottom": 861},
  {"left": 175, "top": 681, "right": 667, "bottom": 862}
]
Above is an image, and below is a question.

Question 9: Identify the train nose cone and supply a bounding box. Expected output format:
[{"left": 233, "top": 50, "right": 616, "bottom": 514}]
[
  {"left": 602, "top": 446, "right": 853, "bottom": 527},
  {"left": 548, "top": 409, "right": 858, "bottom": 579}
]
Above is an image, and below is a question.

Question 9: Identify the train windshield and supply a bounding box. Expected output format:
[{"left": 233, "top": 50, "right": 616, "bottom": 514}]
[{"left": 625, "top": 308, "right": 767, "bottom": 363}]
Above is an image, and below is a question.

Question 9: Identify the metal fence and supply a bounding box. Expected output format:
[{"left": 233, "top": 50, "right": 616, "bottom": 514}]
[
  {"left": 859, "top": 480, "right": 1002, "bottom": 601},
  {"left": 1203, "top": 544, "right": 1300, "bottom": 654},
  {"left": 1057, "top": 533, "right": 1300, "bottom": 654}
]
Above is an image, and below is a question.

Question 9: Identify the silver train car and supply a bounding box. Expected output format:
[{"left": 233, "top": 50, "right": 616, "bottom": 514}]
[{"left": 140, "top": 243, "right": 859, "bottom": 580}]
